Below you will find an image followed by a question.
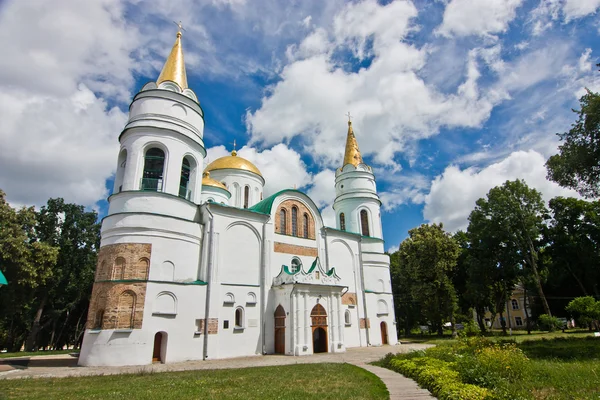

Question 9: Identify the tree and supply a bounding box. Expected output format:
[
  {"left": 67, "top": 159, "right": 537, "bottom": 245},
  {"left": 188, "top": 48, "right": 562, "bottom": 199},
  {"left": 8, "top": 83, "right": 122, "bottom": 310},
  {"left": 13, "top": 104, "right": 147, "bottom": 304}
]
[
  {"left": 565, "top": 296, "right": 600, "bottom": 331},
  {"left": 397, "top": 224, "right": 460, "bottom": 336},
  {"left": 0, "top": 190, "right": 58, "bottom": 351},
  {"left": 544, "top": 197, "right": 600, "bottom": 298},
  {"left": 546, "top": 89, "right": 600, "bottom": 198},
  {"left": 24, "top": 198, "right": 100, "bottom": 351},
  {"left": 389, "top": 250, "right": 421, "bottom": 336},
  {"left": 467, "top": 180, "right": 552, "bottom": 318}
]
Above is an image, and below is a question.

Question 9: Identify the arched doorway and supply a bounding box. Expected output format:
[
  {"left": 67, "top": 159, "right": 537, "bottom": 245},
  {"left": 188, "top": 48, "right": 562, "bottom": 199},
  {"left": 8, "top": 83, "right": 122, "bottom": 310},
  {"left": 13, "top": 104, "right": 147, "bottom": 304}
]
[
  {"left": 311, "top": 303, "right": 328, "bottom": 353},
  {"left": 274, "top": 305, "right": 286, "bottom": 354},
  {"left": 380, "top": 321, "right": 388, "bottom": 345},
  {"left": 153, "top": 332, "right": 165, "bottom": 363}
]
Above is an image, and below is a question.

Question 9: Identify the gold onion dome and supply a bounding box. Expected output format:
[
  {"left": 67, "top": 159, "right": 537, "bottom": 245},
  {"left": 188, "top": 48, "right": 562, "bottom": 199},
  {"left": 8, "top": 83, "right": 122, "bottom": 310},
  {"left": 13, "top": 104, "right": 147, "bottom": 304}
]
[
  {"left": 202, "top": 171, "right": 229, "bottom": 191},
  {"left": 205, "top": 150, "right": 263, "bottom": 177},
  {"left": 342, "top": 120, "right": 364, "bottom": 167},
  {"left": 157, "top": 28, "right": 188, "bottom": 89}
]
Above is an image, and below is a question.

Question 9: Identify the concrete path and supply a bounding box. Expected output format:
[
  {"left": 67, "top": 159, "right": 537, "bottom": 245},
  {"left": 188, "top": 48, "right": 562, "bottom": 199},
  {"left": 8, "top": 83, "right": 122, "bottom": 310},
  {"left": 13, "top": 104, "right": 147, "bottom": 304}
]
[{"left": 0, "top": 344, "right": 435, "bottom": 399}]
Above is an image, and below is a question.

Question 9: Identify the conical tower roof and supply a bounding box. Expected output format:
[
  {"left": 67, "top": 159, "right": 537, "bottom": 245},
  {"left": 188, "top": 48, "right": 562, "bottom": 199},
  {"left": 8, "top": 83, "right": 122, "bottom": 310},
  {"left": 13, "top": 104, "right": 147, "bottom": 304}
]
[
  {"left": 342, "top": 120, "right": 364, "bottom": 167},
  {"left": 157, "top": 29, "right": 188, "bottom": 89}
]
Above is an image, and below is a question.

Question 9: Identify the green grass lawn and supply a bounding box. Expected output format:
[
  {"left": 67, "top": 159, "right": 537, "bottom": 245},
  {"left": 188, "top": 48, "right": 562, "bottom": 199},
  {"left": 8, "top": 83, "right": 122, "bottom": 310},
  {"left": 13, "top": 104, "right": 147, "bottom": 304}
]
[
  {"left": 0, "top": 363, "right": 388, "bottom": 400},
  {"left": 0, "top": 349, "right": 78, "bottom": 359}
]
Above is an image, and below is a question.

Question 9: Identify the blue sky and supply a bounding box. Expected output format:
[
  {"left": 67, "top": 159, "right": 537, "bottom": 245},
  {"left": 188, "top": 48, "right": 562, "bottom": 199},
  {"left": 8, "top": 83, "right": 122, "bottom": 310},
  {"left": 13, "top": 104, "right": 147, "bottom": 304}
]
[{"left": 0, "top": 0, "right": 599, "bottom": 252}]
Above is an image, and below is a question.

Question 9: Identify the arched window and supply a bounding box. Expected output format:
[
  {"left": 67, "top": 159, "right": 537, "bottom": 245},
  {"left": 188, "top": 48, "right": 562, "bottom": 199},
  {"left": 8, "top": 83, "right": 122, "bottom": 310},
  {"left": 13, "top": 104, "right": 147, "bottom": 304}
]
[
  {"left": 179, "top": 157, "right": 191, "bottom": 199},
  {"left": 360, "top": 210, "right": 370, "bottom": 236},
  {"left": 113, "top": 257, "right": 126, "bottom": 280},
  {"left": 280, "top": 209, "right": 287, "bottom": 234},
  {"left": 344, "top": 310, "right": 351, "bottom": 326},
  {"left": 141, "top": 148, "right": 165, "bottom": 191},
  {"left": 114, "top": 149, "right": 127, "bottom": 193},
  {"left": 244, "top": 186, "right": 249, "bottom": 208},
  {"left": 292, "top": 206, "right": 298, "bottom": 237},
  {"left": 303, "top": 213, "right": 309, "bottom": 238},
  {"left": 291, "top": 258, "right": 301, "bottom": 273},
  {"left": 340, "top": 213, "right": 346, "bottom": 231},
  {"left": 235, "top": 307, "right": 245, "bottom": 329},
  {"left": 117, "top": 291, "right": 136, "bottom": 329},
  {"left": 511, "top": 299, "right": 519, "bottom": 310}
]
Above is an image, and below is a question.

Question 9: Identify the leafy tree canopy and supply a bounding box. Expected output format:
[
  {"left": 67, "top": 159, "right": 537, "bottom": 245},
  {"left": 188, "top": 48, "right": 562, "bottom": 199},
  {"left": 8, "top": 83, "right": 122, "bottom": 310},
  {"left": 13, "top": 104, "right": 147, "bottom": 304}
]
[{"left": 546, "top": 89, "right": 600, "bottom": 198}]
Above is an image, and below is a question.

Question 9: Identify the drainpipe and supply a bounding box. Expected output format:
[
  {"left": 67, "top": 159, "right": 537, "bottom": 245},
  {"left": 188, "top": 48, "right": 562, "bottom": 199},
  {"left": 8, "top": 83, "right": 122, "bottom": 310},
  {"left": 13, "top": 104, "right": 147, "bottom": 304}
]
[
  {"left": 358, "top": 237, "right": 370, "bottom": 345},
  {"left": 260, "top": 219, "right": 270, "bottom": 355},
  {"left": 323, "top": 228, "right": 330, "bottom": 272},
  {"left": 202, "top": 206, "right": 215, "bottom": 360}
]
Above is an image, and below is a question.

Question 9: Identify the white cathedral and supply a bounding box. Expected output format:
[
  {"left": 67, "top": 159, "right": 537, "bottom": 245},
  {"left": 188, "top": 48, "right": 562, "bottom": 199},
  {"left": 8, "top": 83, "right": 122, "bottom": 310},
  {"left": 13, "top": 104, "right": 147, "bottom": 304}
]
[{"left": 79, "top": 29, "right": 398, "bottom": 367}]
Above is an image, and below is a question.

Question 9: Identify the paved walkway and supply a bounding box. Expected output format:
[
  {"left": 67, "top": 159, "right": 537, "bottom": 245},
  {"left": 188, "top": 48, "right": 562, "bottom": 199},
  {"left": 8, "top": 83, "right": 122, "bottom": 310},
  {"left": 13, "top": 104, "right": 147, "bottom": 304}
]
[{"left": 0, "top": 344, "right": 435, "bottom": 399}]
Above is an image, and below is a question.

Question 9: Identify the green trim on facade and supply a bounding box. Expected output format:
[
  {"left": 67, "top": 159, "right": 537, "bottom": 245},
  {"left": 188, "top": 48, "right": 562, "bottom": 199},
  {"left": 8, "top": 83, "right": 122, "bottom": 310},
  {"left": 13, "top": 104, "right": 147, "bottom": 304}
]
[
  {"left": 95, "top": 279, "right": 207, "bottom": 286},
  {"left": 324, "top": 226, "right": 384, "bottom": 242},
  {"left": 108, "top": 189, "right": 199, "bottom": 207},
  {"left": 220, "top": 283, "right": 261, "bottom": 287},
  {"left": 101, "top": 210, "right": 197, "bottom": 225},
  {"left": 248, "top": 189, "right": 323, "bottom": 217},
  {"left": 365, "top": 290, "right": 393, "bottom": 295}
]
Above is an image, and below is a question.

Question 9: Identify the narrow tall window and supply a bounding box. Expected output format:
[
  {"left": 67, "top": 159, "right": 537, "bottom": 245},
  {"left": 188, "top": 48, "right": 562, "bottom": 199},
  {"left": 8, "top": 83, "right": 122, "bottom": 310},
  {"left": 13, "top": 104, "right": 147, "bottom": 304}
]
[
  {"left": 340, "top": 213, "right": 346, "bottom": 231},
  {"left": 360, "top": 210, "right": 370, "bottom": 236},
  {"left": 179, "top": 157, "right": 191, "bottom": 199},
  {"left": 291, "top": 258, "right": 301, "bottom": 273},
  {"left": 235, "top": 307, "right": 244, "bottom": 328},
  {"left": 280, "top": 209, "right": 287, "bottom": 234},
  {"left": 292, "top": 207, "right": 298, "bottom": 237},
  {"left": 303, "top": 213, "right": 309, "bottom": 238},
  {"left": 141, "top": 148, "right": 165, "bottom": 191},
  {"left": 244, "top": 186, "right": 249, "bottom": 208},
  {"left": 511, "top": 299, "right": 519, "bottom": 310}
]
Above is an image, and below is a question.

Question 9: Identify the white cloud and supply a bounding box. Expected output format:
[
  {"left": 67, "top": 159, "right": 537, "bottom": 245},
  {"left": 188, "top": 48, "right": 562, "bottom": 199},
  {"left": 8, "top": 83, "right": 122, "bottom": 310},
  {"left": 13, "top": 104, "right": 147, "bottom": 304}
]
[
  {"left": 206, "top": 144, "right": 312, "bottom": 197},
  {"left": 563, "top": 0, "right": 600, "bottom": 20},
  {"left": 436, "top": 0, "right": 524, "bottom": 38},
  {"left": 0, "top": 0, "right": 138, "bottom": 207},
  {"left": 0, "top": 85, "right": 126, "bottom": 207},
  {"left": 578, "top": 48, "right": 593, "bottom": 72},
  {"left": 386, "top": 244, "right": 399, "bottom": 254},
  {"left": 423, "top": 150, "right": 579, "bottom": 232},
  {"left": 247, "top": 0, "right": 499, "bottom": 168},
  {"left": 529, "top": 0, "right": 600, "bottom": 35}
]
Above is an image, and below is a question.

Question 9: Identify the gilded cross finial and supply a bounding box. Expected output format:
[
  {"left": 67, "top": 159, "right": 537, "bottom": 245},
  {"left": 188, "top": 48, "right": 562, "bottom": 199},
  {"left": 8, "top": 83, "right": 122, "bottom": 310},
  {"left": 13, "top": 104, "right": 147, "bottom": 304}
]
[
  {"left": 173, "top": 20, "right": 186, "bottom": 37},
  {"left": 230, "top": 139, "right": 237, "bottom": 156},
  {"left": 346, "top": 111, "right": 352, "bottom": 123}
]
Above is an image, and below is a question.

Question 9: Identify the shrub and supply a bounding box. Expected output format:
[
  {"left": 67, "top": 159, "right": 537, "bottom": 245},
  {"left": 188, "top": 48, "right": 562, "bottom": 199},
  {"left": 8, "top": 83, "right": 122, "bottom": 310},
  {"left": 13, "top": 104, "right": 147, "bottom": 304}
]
[
  {"left": 537, "top": 314, "right": 563, "bottom": 332},
  {"left": 388, "top": 357, "right": 489, "bottom": 400}
]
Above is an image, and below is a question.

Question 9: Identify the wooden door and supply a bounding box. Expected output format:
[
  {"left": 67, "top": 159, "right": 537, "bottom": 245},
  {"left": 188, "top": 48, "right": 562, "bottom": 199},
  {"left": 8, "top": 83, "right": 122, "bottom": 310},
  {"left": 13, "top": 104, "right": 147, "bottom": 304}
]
[
  {"left": 153, "top": 332, "right": 162, "bottom": 362},
  {"left": 274, "top": 305, "right": 286, "bottom": 354},
  {"left": 311, "top": 304, "right": 328, "bottom": 353},
  {"left": 380, "top": 321, "right": 388, "bottom": 345}
]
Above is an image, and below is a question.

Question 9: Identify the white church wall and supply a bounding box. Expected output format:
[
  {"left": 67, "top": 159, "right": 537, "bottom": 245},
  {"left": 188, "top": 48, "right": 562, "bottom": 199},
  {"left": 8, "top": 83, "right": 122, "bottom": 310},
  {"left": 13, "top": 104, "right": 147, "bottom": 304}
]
[
  {"left": 107, "top": 191, "right": 200, "bottom": 222},
  {"left": 79, "top": 283, "right": 207, "bottom": 366},
  {"left": 216, "top": 221, "right": 261, "bottom": 285},
  {"left": 364, "top": 292, "right": 398, "bottom": 346}
]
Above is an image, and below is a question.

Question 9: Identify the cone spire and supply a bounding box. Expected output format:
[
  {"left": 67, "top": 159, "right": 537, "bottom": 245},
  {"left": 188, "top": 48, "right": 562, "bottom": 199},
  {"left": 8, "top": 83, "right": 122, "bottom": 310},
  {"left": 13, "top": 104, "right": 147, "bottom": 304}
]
[
  {"left": 157, "top": 22, "right": 188, "bottom": 89},
  {"left": 342, "top": 114, "right": 363, "bottom": 168}
]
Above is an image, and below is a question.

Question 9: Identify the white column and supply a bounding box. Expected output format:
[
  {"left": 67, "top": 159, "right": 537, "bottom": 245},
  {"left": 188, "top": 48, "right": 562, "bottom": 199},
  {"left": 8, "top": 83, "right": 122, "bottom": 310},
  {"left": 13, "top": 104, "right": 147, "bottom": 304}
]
[
  {"left": 328, "top": 293, "right": 336, "bottom": 351},
  {"left": 336, "top": 293, "right": 344, "bottom": 349},
  {"left": 123, "top": 142, "right": 141, "bottom": 191},
  {"left": 303, "top": 292, "right": 309, "bottom": 352},
  {"left": 295, "top": 292, "right": 301, "bottom": 355}
]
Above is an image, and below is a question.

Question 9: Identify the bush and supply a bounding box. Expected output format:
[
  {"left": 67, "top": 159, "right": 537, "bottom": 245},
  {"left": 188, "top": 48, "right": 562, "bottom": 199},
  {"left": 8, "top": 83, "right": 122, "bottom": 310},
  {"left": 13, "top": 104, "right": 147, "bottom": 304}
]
[
  {"left": 387, "top": 357, "right": 489, "bottom": 400},
  {"left": 537, "top": 314, "right": 563, "bottom": 332}
]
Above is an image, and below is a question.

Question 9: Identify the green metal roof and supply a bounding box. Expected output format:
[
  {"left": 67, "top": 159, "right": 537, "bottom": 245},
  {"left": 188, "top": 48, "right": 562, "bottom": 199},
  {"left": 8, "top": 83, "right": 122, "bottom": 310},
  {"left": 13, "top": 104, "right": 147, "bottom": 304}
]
[
  {"left": 0, "top": 269, "right": 7, "bottom": 286},
  {"left": 249, "top": 189, "right": 311, "bottom": 214}
]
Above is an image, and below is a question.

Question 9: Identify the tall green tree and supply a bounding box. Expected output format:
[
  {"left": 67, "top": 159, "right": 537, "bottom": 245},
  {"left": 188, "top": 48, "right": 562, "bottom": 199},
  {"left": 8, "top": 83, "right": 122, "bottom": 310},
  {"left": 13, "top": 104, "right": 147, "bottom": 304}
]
[
  {"left": 544, "top": 197, "right": 600, "bottom": 298},
  {"left": 467, "top": 180, "right": 552, "bottom": 318},
  {"left": 0, "top": 190, "right": 58, "bottom": 351},
  {"left": 389, "top": 250, "right": 421, "bottom": 336},
  {"left": 546, "top": 89, "right": 600, "bottom": 198},
  {"left": 397, "top": 224, "right": 460, "bottom": 336},
  {"left": 24, "top": 198, "right": 100, "bottom": 351}
]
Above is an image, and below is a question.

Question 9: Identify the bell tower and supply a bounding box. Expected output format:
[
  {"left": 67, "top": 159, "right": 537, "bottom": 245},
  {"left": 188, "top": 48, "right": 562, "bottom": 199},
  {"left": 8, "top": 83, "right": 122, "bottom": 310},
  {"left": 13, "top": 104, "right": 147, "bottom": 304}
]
[{"left": 332, "top": 119, "right": 383, "bottom": 239}]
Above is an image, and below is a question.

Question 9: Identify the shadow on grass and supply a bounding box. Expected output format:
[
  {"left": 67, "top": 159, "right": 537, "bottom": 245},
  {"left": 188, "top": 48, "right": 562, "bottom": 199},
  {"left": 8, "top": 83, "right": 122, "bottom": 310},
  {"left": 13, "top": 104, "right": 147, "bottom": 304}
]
[{"left": 517, "top": 336, "right": 600, "bottom": 360}]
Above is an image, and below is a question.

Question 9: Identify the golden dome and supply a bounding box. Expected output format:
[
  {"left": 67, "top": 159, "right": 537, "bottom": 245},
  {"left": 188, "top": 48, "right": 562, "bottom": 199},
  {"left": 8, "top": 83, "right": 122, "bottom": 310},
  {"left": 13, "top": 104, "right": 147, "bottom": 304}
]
[
  {"left": 202, "top": 172, "right": 229, "bottom": 191},
  {"left": 342, "top": 120, "right": 364, "bottom": 168},
  {"left": 157, "top": 28, "right": 188, "bottom": 89},
  {"left": 205, "top": 151, "right": 263, "bottom": 177}
]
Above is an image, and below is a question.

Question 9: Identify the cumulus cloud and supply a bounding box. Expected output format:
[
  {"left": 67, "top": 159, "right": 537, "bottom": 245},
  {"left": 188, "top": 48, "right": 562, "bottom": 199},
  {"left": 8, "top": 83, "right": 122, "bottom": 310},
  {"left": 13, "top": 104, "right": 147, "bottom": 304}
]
[
  {"left": 436, "top": 0, "right": 524, "bottom": 38},
  {"left": 423, "top": 150, "right": 579, "bottom": 232},
  {"left": 0, "top": 0, "right": 138, "bottom": 207},
  {"left": 530, "top": 0, "right": 600, "bottom": 35},
  {"left": 247, "top": 0, "right": 499, "bottom": 168}
]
